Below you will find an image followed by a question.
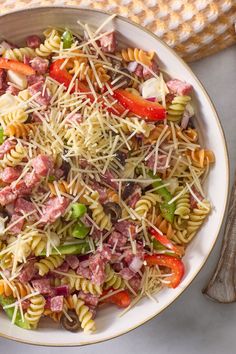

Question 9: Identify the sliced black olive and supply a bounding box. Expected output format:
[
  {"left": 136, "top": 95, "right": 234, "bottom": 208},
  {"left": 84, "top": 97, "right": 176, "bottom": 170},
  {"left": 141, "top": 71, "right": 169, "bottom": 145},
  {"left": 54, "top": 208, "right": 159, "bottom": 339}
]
[
  {"left": 115, "top": 151, "right": 127, "bottom": 166},
  {"left": 110, "top": 67, "right": 132, "bottom": 88},
  {"left": 122, "top": 182, "right": 137, "bottom": 201},
  {"left": 104, "top": 202, "right": 122, "bottom": 223},
  {"left": 60, "top": 160, "right": 71, "bottom": 179},
  {"left": 60, "top": 311, "right": 80, "bottom": 332}
]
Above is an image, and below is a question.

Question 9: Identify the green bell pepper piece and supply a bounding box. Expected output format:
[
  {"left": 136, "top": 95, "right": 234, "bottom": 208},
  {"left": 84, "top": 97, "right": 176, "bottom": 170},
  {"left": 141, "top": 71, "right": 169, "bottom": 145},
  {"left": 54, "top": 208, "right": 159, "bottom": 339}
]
[
  {"left": 0, "top": 295, "right": 31, "bottom": 329},
  {"left": 148, "top": 171, "right": 176, "bottom": 223},
  {"left": 40, "top": 242, "right": 90, "bottom": 256},
  {"left": 72, "top": 222, "right": 90, "bottom": 239},
  {"left": 71, "top": 203, "right": 87, "bottom": 219},
  {"left": 62, "top": 30, "right": 73, "bottom": 49}
]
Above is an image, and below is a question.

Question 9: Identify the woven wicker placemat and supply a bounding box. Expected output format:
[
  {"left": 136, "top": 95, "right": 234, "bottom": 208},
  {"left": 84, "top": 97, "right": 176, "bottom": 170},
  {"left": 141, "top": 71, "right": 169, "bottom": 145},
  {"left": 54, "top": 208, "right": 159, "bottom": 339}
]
[{"left": 0, "top": 0, "right": 235, "bottom": 62}]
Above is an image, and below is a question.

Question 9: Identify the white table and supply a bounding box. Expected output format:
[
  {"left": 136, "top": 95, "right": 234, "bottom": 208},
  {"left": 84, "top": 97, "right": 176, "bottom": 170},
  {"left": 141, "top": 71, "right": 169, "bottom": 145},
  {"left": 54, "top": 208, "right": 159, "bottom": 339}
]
[{"left": 0, "top": 45, "right": 235, "bottom": 354}]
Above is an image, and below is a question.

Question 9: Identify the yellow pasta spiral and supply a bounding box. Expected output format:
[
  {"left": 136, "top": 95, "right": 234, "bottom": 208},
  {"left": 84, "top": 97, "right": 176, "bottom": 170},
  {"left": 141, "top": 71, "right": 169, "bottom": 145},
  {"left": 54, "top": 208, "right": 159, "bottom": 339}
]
[
  {"left": 17, "top": 89, "right": 31, "bottom": 102},
  {"left": 48, "top": 180, "right": 69, "bottom": 196},
  {"left": 85, "top": 191, "right": 112, "bottom": 230},
  {"left": 3, "top": 47, "right": 36, "bottom": 61},
  {"left": 65, "top": 294, "right": 96, "bottom": 333},
  {"left": 134, "top": 192, "right": 161, "bottom": 218},
  {"left": 174, "top": 188, "right": 190, "bottom": 219},
  {"left": 69, "top": 61, "right": 110, "bottom": 83},
  {"left": 121, "top": 48, "right": 155, "bottom": 66},
  {"left": 35, "top": 255, "right": 65, "bottom": 276},
  {"left": 0, "top": 108, "right": 28, "bottom": 129},
  {"left": 0, "top": 279, "right": 32, "bottom": 298},
  {"left": 29, "top": 232, "right": 48, "bottom": 256},
  {"left": 35, "top": 30, "right": 61, "bottom": 57},
  {"left": 0, "top": 143, "right": 27, "bottom": 168},
  {"left": 186, "top": 148, "right": 215, "bottom": 168},
  {"left": 167, "top": 96, "right": 191, "bottom": 123},
  {"left": 62, "top": 269, "right": 102, "bottom": 295},
  {"left": 5, "top": 123, "right": 38, "bottom": 139},
  {"left": 105, "top": 264, "right": 125, "bottom": 290},
  {"left": 186, "top": 200, "right": 211, "bottom": 241},
  {"left": 25, "top": 294, "right": 45, "bottom": 329}
]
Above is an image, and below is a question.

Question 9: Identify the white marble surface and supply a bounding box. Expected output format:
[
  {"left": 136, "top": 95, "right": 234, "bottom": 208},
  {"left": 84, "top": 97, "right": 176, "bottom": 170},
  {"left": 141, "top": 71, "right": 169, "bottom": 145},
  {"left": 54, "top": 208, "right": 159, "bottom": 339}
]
[{"left": 0, "top": 45, "right": 235, "bottom": 354}]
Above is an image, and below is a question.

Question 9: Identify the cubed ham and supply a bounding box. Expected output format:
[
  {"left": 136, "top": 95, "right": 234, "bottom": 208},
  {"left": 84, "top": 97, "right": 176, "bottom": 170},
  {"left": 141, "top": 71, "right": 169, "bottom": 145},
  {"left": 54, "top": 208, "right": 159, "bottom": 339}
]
[
  {"left": 32, "top": 154, "right": 53, "bottom": 177},
  {"left": 30, "top": 57, "right": 49, "bottom": 75},
  {"left": 31, "top": 278, "right": 51, "bottom": 294},
  {"left": 28, "top": 80, "right": 51, "bottom": 106},
  {"left": 0, "top": 139, "right": 16, "bottom": 159},
  {"left": 114, "top": 221, "right": 137, "bottom": 239},
  {"left": 108, "top": 231, "right": 127, "bottom": 248},
  {"left": 15, "top": 197, "right": 36, "bottom": 214},
  {"left": 65, "top": 255, "right": 80, "bottom": 270},
  {"left": 0, "top": 69, "right": 7, "bottom": 90},
  {"left": 40, "top": 197, "right": 70, "bottom": 224},
  {"left": 18, "top": 260, "right": 37, "bottom": 283},
  {"left": 146, "top": 154, "right": 168, "bottom": 172},
  {"left": 166, "top": 79, "right": 192, "bottom": 96},
  {"left": 26, "top": 35, "right": 41, "bottom": 49},
  {"left": 89, "top": 253, "right": 106, "bottom": 285},
  {"left": 78, "top": 291, "right": 99, "bottom": 307},
  {"left": 27, "top": 74, "right": 44, "bottom": 86},
  {"left": 0, "top": 167, "right": 21, "bottom": 183},
  {"left": 0, "top": 186, "right": 16, "bottom": 206},
  {"left": 119, "top": 267, "right": 135, "bottom": 280},
  {"left": 24, "top": 171, "right": 40, "bottom": 188},
  {"left": 50, "top": 295, "right": 64, "bottom": 312},
  {"left": 54, "top": 285, "right": 69, "bottom": 297},
  {"left": 8, "top": 213, "right": 24, "bottom": 234},
  {"left": 12, "top": 180, "right": 31, "bottom": 196},
  {"left": 100, "top": 31, "right": 116, "bottom": 53},
  {"left": 143, "top": 61, "right": 159, "bottom": 79},
  {"left": 101, "top": 170, "right": 119, "bottom": 191},
  {"left": 129, "top": 275, "right": 141, "bottom": 292}
]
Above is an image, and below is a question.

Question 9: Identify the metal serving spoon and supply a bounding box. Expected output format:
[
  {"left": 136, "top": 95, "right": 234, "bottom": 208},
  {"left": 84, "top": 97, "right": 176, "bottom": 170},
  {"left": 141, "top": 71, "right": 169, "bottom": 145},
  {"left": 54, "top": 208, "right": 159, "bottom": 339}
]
[{"left": 203, "top": 174, "right": 236, "bottom": 302}]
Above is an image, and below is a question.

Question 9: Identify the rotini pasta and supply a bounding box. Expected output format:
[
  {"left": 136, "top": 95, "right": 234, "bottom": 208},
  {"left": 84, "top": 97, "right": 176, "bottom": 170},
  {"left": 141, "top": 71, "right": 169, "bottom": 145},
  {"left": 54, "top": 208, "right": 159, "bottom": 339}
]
[
  {"left": 5, "top": 123, "right": 38, "bottom": 139},
  {"left": 134, "top": 192, "right": 161, "bottom": 218},
  {"left": 3, "top": 47, "right": 36, "bottom": 61},
  {"left": 62, "top": 270, "right": 102, "bottom": 295},
  {"left": 48, "top": 180, "right": 69, "bottom": 196},
  {"left": 186, "top": 148, "right": 215, "bottom": 168},
  {"left": 0, "top": 279, "right": 32, "bottom": 298},
  {"left": 34, "top": 255, "right": 65, "bottom": 276},
  {"left": 167, "top": 96, "right": 191, "bottom": 123},
  {"left": 35, "top": 30, "right": 61, "bottom": 57},
  {"left": 105, "top": 264, "right": 125, "bottom": 290},
  {"left": 121, "top": 48, "right": 155, "bottom": 66},
  {"left": 0, "top": 108, "right": 28, "bottom": 129},
  {"left": 25, "top": 294, "right": 45, "bottom": 329},
  {"left": 174, "top": 188, "right": 191, "bottom": 219},
  {"left": 0, "top": 143, "right": 27, "bottom": 168}
]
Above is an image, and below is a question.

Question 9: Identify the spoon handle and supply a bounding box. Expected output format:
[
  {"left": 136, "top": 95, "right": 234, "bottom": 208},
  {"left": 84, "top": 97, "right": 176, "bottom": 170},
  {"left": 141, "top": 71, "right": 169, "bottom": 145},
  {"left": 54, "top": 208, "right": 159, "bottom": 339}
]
[{"left": 203, "top": 173, "right": 236, "bottom": 302}]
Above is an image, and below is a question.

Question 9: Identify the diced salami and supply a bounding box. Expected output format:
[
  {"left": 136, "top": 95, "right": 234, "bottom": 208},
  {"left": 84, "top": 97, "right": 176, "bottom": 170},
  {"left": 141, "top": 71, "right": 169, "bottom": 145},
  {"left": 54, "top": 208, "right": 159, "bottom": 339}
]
[
  {"left": 92, "top": 182, "right": 107, "bottom": 203},
  {"left": 143, "top": 61, "right": 159, "bottom": 79},
  {"left": 119, "top": 267, "right": 135, "bottom": 280},
  {"left": 190, "top": 186, "right": 204, "bottom": 209},
  {"left": 18, "top": 260, "right": 37, "bottom": 283},
  {"left": 12, "top": 180, "right": 31, "bottom": 196},
  {"left": 21, "top": 299, "right": 30, "bottom": 310},
  {"left": 28, "top": 80, "right": 51, "bottom": 106},
  {"left": 65, "top": 255, "right": 80, "bottom": 270},
  {"left": 30, "top": 57, "right": 49, "bottom": 75},
  {"left": 32, "top": 278, "right": 51, "bottom": 294},
  {"left": 15, "top": 197, "right": 36, "bottom": 215},
  {"left": 24, "top": 171, "right": 40, "bottom": 188},
  {"left": 54, "top": 285, "right": 69, "bottom": 297},
  {"left": 26, "top": 35, "right": 41, "bottom": 49},
  {"left": 8, "top": 213, "right": 24, "bottom": 234},
  {"left": 0, "top": 167, "right": 21, "bottom": 183},
  {"left": 89, "top": 253, "right": 106, "bottom": 285},
  {"left": 123, "top": 244, "right": 145, "bottom": 265},
  {"left": 0, "top": 186, "right": 16, "bottom": 206},
  {"left": 166, "top": 79, "right": 192, "bottom": 96},
  {"left": 27, "top": 74, "right": 44, "bottom": 86},
  {"left": 127, "top": 191, "right": 141, "bottom": 209},
  {"left": 23, "top": 56, "right": 31, "bottom": 65},
  {"left": 100, "top": 244, "right": 112, "bottom": 261},
  {"left": 0, "top": 139, "right": 16, "bottom": 159},
  {"left": 50, "top": 295, "right": 64, "bottom": 312},
  {"left": 6, "top": 84, "right": 20, "bottom": 96},
  {"left": 114, "top": 221, "right": 137, "bottom": 239},
  {"left": 108, "top": 231, "right": 127, "bottom": 248},
  {"left": 129, "top": 275, "right": 141, "bottom": 292},
  {"left": 56, "top": 261, "right": 69, "bottom": 274},
  {"left": 101, "top": 170, "right": 119, "bottom": 191},
  {"left": 100, "top": 31, "right": 116, "bottom": 53},
  {"left": 0, "top": 69, "right": 7, "bottom": 90},
  {"left": 146, "top": 154, "right": 167, "bottom": 172},
  {"left": 5, "top": 202, "right": 15, "bottom": 216},
  {"left": 78, "top": 291, "right": 99, "bottom": 307},
  {"left": 76, "top": 265, "right": 92, "bottom": 279},
  {"left": 40, "top": 197, "right": 70, "bottom": 224},
  {"left": 32, "top": 154, "right": 54, "bottom": 177}
]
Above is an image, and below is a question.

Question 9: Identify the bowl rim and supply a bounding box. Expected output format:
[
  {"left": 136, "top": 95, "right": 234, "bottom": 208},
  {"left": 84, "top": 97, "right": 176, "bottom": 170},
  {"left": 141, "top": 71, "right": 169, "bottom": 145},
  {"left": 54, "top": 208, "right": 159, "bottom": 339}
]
[{"left": 0, "top": 5, "right": 230, "bottom": 347}]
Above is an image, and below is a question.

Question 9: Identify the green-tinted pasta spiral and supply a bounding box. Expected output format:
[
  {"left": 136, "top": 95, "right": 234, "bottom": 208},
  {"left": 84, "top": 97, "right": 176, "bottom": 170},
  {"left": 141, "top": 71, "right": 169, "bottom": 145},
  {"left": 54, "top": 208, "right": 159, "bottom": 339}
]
[
  {"left": 34, "top": 255, "right": 65, "bottom": 276},
  {"left": 167, "top": 96, "right": 191, "bottom": 123},
  {"left": 105, "top": 264, "right": 125, "bottom": 290},
  {"left": 174, "top": 188, "right": 190, "bottom": 219},
  {"left": 3, "top": 47, "right": 36, "bottom": 61},
  {"left": 25, "top": 294, "right": 45, "bottom": 329}
]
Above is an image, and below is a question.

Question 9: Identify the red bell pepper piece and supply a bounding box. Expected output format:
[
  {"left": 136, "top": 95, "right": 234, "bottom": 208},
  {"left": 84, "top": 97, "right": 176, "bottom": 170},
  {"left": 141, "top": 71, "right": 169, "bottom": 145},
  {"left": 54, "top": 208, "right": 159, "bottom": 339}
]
[
  {"left": 145, "top": 254, "right": 185, "bottom": 288},
  {"left": 113, "top": 89, "right": 166, "bottom": 121},
  {"left": 102, "top": 290, "right": 131, "bottom": 308},
  {"left": 149, "top": 228, "right": 183, "bottom": 256},
  {"left": 0, "top": 58, "right": 35, "bottom": 76}
]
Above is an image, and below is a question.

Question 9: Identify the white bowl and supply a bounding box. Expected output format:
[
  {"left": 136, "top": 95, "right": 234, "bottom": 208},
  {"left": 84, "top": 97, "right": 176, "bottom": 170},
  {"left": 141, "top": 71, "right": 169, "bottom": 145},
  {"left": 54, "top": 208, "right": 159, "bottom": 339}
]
[{"left": 0, "top": 6, "right": 229, "bottom": 346}]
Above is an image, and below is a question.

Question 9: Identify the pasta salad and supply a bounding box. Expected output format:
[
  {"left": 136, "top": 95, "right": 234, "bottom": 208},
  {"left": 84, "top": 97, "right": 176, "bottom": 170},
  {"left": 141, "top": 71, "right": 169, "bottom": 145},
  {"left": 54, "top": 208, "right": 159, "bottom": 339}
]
[{"left": 0, "top": 16, "right": 215, "bottom": 333}]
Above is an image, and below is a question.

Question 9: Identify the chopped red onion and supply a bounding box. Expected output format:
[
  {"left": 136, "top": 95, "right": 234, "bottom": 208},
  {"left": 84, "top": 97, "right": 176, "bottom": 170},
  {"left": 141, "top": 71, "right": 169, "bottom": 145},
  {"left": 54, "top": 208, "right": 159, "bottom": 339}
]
[
  {"left": 129, "top": 256, "right": 143, "bottom": 273},
  {"left": 146, "top": 97, "right": 156, "bottom": 102},
  {"left": 127, "top": 61, "right": 138, "bottom": 73}
]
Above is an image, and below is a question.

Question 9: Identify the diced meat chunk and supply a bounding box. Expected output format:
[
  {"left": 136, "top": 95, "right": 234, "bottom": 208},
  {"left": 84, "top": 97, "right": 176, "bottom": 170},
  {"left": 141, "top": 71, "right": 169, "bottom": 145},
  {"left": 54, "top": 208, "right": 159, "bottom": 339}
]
[
  {"left": 134, "top": 64, "right": 144, "bottom": 78},
  {"left": 50, "top": 295, "right": 64, "bottom": 312},
  {"left": 119, "top": 267, "right": 135, "bottom": 280},
  {"left": 6, "top": 84, "right": 20, "bottom": 96},
  {"left": 190, "top": 186, "right": 203, "bottom": 209},
  {"left": 0, "top": 139, "right": 16, "bottom": 159},
  {"left": 0, "top": 167, "right": 21, "bottom": 183},
  {"left": 32, "top": 154, "right": 54, "bottom": 177},
  {"left": 56, "top": 261, "right": 69, "bottom": 274},
  {"left": 28, "top": 80, "right": 51, "bottom": 106},
  {"left": 123, "top": 244, "right": 145, "bottom": 265},
  {"left": 12, "top": 180, "right": 31, "bottom": 196},
  {"left": 101, "top": 170, "right": 119, "bottom": 191},
  {"left": 76, "top": 265, "right": 92, "bottom": 279},
  {"left": 15, "top": 197, "right": 36, "bottom": 214},
  {"left": 108, "top": 231, "right": 127, "bottom": 249},
  {"left": 31, "top": 278, "right": 51, "bottom": 294},
  {"left": 100, "top": 31, "right": 116, "bottom": 53},
  {"left": 18, "top": 260, "right": 37, "bottom": 283},
  {"left": 143, "top": 61, "right": 159, "bottom": 79},
  {"left": 5, "top": 202, "right": 15, "bottom": 216},
  {"left": 30, "top": 57, "right": 49, "bottom": 75},
  {"left": 0, "top": 186, "right": 16, "bottom": 206},
  {"left": 27, "top": 74, "right": 44, "bottom": 86},
  {"left": 0, "top": 69, "right": 7, "bottom": 90},
  {"left": 8, "top": 213, "right": 24, "bottom": 234},
  {"left": 91, "top": 182, "right": 107, "bottom": 203},
  {"left": 129, "top": 275, "right": 141, "bottom": 292},
  {"left": 40, "top": 197, "right": 70, "bottom": 224},
  {"left": 99, "top": 244, "right": 112, "bottom": 261},
  {"left": 26, "top": 35, "right": 41, "bottom": 49},
  {"left": 65, "top": 255, "right": 80, "bottom": 270},
  {"left": 89, "top": 253, "right": 106, "bottom": 285},
  {"left": 54, "top": 285, "right": 69, "bottom": 296},
  {"left": 78, "top": 291, "right": 99, "bottom": 307},
  {"left": 146, "top": 154, "right": 167, "bottom": 172},
  {"left": 114, "top": 221, "right": 137, "bottom": 239},
  {"left": 166, "top": 79, "right": 192, "bottom": 96},
  {"left": 24, "top": 171, "right": 40, "bottom": 188}
]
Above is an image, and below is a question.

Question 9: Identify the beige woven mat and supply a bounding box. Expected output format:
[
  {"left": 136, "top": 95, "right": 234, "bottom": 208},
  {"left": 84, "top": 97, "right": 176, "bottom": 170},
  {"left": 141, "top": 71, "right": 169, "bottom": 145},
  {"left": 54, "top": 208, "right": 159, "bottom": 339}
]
[{"left": 0, "top": 0, "right": 235, "bottom": 62}]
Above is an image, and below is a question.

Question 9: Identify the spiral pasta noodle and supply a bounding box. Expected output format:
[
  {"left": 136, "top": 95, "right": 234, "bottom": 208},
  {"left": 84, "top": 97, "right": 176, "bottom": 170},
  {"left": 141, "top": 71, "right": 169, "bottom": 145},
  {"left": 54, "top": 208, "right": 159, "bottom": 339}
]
[
  {"left": 134, "top": 192, "right": 161, "bottom": 218},
  {"left": 186, "top": 148, "right": 215, "bottom": 168},
  {"left": 85, "top": 191, "right": 111, "bottom": 230},
  {"left": 69, "top": 61, "right": 110, "bottom": 84},
  {"left": 106, "top": 189, "right": 119, "bottom": 203},
  {"left": 120, "top": 117, "right": 155, "bottom": 138},
  {"left": 0, "top": 279, "right": 32, "bottom": 298},
  {"left": 0, "top": 143, "right": 27, "bottom": 168},
  {"left": 121, "top": 48, "right": 155, "bottom": 66},
  {"left": 44, "top": 309, "right": 62, "bottom": 323},
  {"left": 17, "top": 89, "right": 31, "bottom": 102},
  {"left": 147, "top": 212, "right": 175, "bottom": 239},
  {"left": 62, "top": 270, "right": 102, "bottom": 295},
  {"left": 48, "top": 180, "right": 69, "bottom": 196},
  {"left": 65, "top": 294, "right": 96, "bottom": 333},
  {"left": 29, "top": 233, "right": 47, "bottom": 256},
  {"left": 0, "top": 108, "right": 28, "bottom": 129},
  {"left": 105, "top": 264, "right": 125, "bottom": 290},
  {"left": 3, "top": 47, "right": 36, "bottom": 61},
  {"left": 5, "top": 123, "right": 38, "bottom": 139},
  {"left": 186, "top": 200, "right": 211, "bottom": 241},
  {"left": 174, "top": 188, "right": 191, "bottom": 219},
  {"left": 25, "top": 294, "right": 45, "bottom": 329},
  {"left": 35, "top": 30, "right": 61, "bottom": 57},
  {"left": 34, "top": 255, "right": 65, "bottom": 276},
  {"left": 167, "top": 96, "right": 191, "bottom": 123}
]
